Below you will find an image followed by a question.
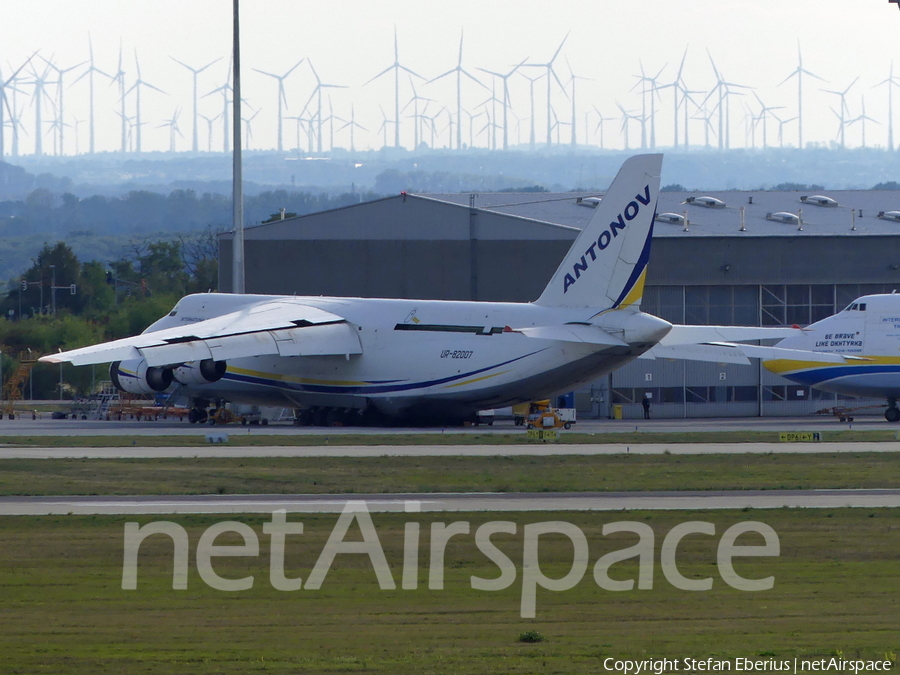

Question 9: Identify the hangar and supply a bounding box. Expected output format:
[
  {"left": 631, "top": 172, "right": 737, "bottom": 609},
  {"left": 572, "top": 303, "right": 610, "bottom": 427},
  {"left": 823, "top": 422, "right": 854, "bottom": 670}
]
[{"left": 218, "top": 187, "right": 900, "bottom": 419}]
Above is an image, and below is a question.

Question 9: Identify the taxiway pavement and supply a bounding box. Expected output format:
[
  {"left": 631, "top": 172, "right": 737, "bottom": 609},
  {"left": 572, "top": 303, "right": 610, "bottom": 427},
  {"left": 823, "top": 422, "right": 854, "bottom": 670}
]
[
  {"left": 1, "top": 441, "right": 899, "bottom": 459},
  {"left": 2, "top": 489, "right": 898, "bottom": 515}
]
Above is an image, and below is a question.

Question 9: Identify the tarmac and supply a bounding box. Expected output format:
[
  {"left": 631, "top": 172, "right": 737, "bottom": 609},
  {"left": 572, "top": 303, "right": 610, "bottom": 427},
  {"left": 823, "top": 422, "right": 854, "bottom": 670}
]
[{"left": 2, "top": 489, "right": 899, "bottom": 515}]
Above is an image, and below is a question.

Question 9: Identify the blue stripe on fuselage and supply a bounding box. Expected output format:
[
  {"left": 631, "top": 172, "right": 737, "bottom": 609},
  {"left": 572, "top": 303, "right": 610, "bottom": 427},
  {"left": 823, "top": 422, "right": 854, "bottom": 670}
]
[{"left": 221, "top": 349, "right": 548, "bottom": 395}]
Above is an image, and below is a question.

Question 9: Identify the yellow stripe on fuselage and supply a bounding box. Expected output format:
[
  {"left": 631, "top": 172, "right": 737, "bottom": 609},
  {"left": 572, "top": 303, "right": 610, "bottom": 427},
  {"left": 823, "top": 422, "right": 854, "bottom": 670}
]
[
  {"left": 442, "top": 370, "right": 509, "bottom": 389},
  {"left": 763, "top": 355, "right": 898, "bottom": 375}
]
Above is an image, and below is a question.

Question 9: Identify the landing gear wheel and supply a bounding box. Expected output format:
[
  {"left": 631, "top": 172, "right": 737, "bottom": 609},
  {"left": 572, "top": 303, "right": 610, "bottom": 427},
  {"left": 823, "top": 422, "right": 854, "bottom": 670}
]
[
  {"left": 311, "top": 408, "right": 328, "bottom": 427},
  {"left": 885, "top": 407, "right": 900, "bottom": 423}
]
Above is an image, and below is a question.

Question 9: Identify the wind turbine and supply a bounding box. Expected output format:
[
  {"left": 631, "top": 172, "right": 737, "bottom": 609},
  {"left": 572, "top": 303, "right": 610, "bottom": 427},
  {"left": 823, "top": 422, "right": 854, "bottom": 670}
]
[
  {"left": 252, "top": 59, "right": 303, "bottom": 152},
  {"left": 822, "top": 78, "right": 858, "bottom": 148},
  {"left": 703, "top": 52, "right": 750, "bottom": 150},
  {"left": 70, "top": 115, "right": 82, "bottom": 155},
  {"left": 8, "top": 86, "right": 28, "bottom": 158},
  {"left": 338, "top": 104, "right": 367, "bottom": 152},
  {"left": 693, "top": 105, "right": 717, "bottom": 148},
  {"left": 204, "top": 58, "right": 233, "bottom": 153},
  {"left": 45, "top": 100, "right": 68, "bottom": 156},
  {"left": 377, "top": 104, "right": 394, "bottom": 148},
  {"left": 125, "top": 51, "right": 166, "bottom": 154},
  {"left": 366, "top": 27, "right": 422, "bottom": 148},
  {"left": 24, "top": 62, "right": 56, "bottom": 156},
  {"left": 525, "top": 34, "right": 569, "bottom": 147},
  {"left": 302, "top": 60, "right": 346, "bottom": 153},
  {"left": 850, "top": 95, "right": 878, "bottom": 148},
  {"left": 873, "top": 61, "right": 900, "bottom": 151},
  {"left": 771, "top": 111, "right": 798, "bottom": 149},
  {"left": 0, "top": 52, "right": 35, "bottom": 161},
  {"left": 564, "top": 58, "right": 589, "bottom": 147},
  {"left": 242, "top": 108, "right": 260, "bottom": 150},
  {"left": 72, "top": 37, "right": 109, "bottom": 154},
  {"left": 428, "top": 30, "right": 486, "bottom": 150},
  {"left": 158, "top": 108, "right": 184, "bottom": 152},
  {"left": 753, "top": 92, "right": 784, "bottom": 149},
  {"left": 665, "top": 47, "right": 699, "bottom": 149},
  {"left": 198, "top": 112, "right": 221, "bottom": 152},
  {"left": 519, "top": 70, "right": 542, "bottom": 150},
  {"left": 592, "top": 105, "right": 614, "bottom": 150},
  {"left": 172, "top": 56, "right": 221, "bottom": 152},
  {"left": 617, "top": 102, "right": 639, "bottom": 150},
  {"left": 40, "top": 55, "right": 85, "bottom": 156},
  {"left": 632, "top": 62, "right": 665, "bottom": 149},
  {"left": 477, "top": 57, "right": 527, "bottom": 150},
  {"left": 109, "top": 41, "right": 128, "bottom": 153},
  {"left": 777, "top": 41, "right": 825, "bottom": 149},
  {"left": 401, "top": 77, "right": 434, "bottom": 150}
]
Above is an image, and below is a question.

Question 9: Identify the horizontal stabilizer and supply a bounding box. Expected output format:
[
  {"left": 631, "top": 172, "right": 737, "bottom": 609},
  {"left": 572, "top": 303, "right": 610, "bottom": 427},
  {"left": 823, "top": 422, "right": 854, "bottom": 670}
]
[
  {"left": 40, "top": 300, "right": 361, "bottom": 367},
  {"left": 658, "top": 324, "right": 802, "bottom": 346},
  {"left": 640, "top": 343, "right": 752, "bottom": 365},
  {"left": 510, "top": 324, "right": 628, "bottom": 347}
]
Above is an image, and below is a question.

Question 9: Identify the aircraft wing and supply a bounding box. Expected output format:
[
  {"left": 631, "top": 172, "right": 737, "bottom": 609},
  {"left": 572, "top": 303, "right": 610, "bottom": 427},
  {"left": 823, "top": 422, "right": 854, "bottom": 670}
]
[{"left": 39, "top": 300, "right": 362, "bottom": 367}]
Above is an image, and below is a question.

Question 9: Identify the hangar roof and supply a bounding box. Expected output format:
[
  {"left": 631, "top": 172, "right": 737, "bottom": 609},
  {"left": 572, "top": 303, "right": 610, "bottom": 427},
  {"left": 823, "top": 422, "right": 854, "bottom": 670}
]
[
  {"left": 423, "top": 190, "right": 900, "bottom": 237},
  {"left": 232, "top": 189, "right": 900, "bottom": 241}
]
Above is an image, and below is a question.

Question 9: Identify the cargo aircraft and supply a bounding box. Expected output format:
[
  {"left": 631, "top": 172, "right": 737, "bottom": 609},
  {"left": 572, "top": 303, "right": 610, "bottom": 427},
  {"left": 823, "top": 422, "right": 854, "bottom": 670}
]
[
  {"left": 41, "top": 154, "right": 799, "bottom": 425},
  {"left": 759, "top": 296, "right": 900, "bottom": 421},
  {"left": 645, "top": 294, "right": 900, "bottom": 422}
]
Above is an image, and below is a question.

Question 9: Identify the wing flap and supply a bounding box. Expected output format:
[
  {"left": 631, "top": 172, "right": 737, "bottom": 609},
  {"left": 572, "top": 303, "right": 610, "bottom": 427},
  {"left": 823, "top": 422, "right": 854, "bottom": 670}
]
[{"left": 274, "top": 323, "right": 363, "bottom": 357}]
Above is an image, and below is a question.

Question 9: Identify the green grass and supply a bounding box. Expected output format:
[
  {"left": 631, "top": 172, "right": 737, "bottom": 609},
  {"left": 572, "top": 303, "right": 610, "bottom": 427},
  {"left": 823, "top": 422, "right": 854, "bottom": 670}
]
[
  {"left": 1, "top": 428, "right": 899, "bottom": 447},
  {"left": 0, "top": 452, "right": 898, "bottom": 496},
  {"left": 1, "top": 510, "right": 897, "bottom": 674}
]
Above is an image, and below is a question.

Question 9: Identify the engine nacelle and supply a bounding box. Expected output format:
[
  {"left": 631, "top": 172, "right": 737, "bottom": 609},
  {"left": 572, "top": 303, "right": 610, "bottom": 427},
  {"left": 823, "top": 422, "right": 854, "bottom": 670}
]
[
  {"left": 110, "top": 360, "right": 174, "bottom": 395},
  {"left": 172, "top": 359, "right": 227, "bottom": 386}
]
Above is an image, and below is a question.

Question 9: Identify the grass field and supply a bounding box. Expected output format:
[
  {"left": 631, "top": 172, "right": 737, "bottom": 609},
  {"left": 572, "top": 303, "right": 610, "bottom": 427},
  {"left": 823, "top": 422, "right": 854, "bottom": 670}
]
[
  {"left": 0, "top": 452, "right": 899, "bottom": 496},
  {"left": 1, "top": 428, "right": 899, "bottom": 447},
  {"left": 1, "top": 510, "right": 897, "bottom": 674}
]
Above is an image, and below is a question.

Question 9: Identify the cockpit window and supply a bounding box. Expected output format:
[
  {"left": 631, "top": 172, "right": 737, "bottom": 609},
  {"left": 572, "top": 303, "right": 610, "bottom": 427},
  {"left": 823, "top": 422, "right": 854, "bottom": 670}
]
[
  {"left": 168, "top": 311, "right": 178, "bottom": 317},
  {"left": 850, "top": 303, "right": 858, "bottom": 311},
  {"left": 859, "top": 303, "right": 866, "bottom": 311}
]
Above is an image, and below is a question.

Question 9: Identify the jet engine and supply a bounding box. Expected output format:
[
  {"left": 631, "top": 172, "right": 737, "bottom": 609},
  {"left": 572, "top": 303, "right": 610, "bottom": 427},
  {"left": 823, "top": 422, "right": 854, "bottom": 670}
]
[
  {"left": 172, "top": 359, "right": 227, "bottom": 386},
  {"left": 110, "top": 360, "right": 174, "bottom": 395}
]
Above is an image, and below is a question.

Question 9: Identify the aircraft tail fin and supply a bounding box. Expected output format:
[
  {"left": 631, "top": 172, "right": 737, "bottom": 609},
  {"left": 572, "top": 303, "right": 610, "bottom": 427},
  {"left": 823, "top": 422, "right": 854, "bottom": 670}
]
[{"left": 535, "top": 154, "right": 662, "bottom": 310}]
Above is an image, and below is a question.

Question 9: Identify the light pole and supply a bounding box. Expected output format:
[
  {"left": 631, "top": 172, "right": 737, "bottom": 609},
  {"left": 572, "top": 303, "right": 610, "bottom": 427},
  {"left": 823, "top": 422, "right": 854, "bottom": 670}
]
[{"left": 50, "top": 265, "right": 56, "bottom": 315}]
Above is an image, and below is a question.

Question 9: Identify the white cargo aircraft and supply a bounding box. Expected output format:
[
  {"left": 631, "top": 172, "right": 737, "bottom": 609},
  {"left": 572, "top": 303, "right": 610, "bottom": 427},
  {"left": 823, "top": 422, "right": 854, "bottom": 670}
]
[
  {"left": 40, "top": 154, "right": 798, "bottom": 425},
  {"left": 758, "top": 295, "right": 900, "bottom": 421}
]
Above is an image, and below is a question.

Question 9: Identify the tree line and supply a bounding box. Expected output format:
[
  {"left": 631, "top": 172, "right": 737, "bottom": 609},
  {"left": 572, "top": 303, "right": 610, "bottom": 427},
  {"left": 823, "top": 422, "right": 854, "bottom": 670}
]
[{"left": 0, "top": 234, "right": 219, "bottom": 401}]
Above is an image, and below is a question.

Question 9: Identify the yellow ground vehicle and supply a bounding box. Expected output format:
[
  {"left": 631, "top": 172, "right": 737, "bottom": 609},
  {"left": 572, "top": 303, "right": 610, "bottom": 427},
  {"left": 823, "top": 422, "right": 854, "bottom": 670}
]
[{"left": 518, "top": 400, "right": 576, "bottom": 430}]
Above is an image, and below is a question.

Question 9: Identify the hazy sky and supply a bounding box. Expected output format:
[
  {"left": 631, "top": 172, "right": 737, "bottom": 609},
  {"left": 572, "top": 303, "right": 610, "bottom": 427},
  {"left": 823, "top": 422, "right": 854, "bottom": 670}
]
[{"left": 3, "top": 0, "right": 900, "bottom": 155}]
